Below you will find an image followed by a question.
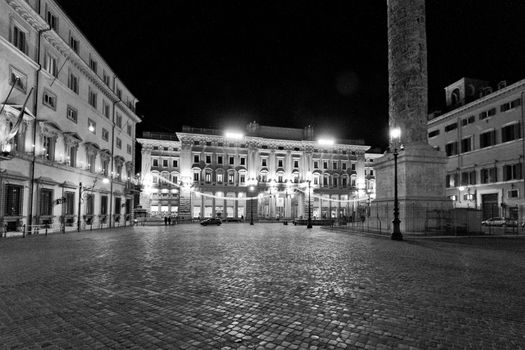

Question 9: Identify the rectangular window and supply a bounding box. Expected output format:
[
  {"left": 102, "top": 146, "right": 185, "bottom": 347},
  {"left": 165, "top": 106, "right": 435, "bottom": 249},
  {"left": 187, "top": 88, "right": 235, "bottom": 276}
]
[
  {"left": 294, "top": 160, "right": 299, "bottom": 168},
  {"left": 461, "top": 137, "right": 472, "bottom": 153},
  {"left": 68, "top": 146, "right": 77, "bottom": 167},
  {"left": 127, "top": 144, "right": 132, "bottom": 155},
  {"left": 351, "top": 163, "right": 356, "bottom": 171},
  {"left": 66, "top": 105, "right": 78, "bottom": 123},
  {"left": 228, "top": 174, "right": 234, "bottom": 184},
  {"left": 240, "top": 174, "right": 245, "bottom": 184},
  {"left": 103, "top": 71, "right": 110, "bottom": 86},
  {"left": 479, "top": 111, "right": 488, "bottom": 120},
  {"left": 323, "top": 161, "right": 328, "bottom": 169},
  {"left": 461, "top": 171, "right": 476, "bottom": 185},
  {"left": 205, "top": 173, "right": 212, "bottom": 182},
  {"left": 481, "top": 168, "right": 498, "bottom": 184},
  {"left": 217, "top": 156, "right": 223, "bottom": 164},
  {"left": 502, "top": 123, "right": 521, "bottom": 143},
  {"left": 511, "top": 98, "right": 521, "bottom": 109},
  {"left": 127, "top": 124, "right": 132, "bottom": 136},
  {"left": 342, "top": 163, "right": 347, "bottom": 170},
  {"left": 278, "top": 159, "right": 284, "bottom": 167},
  {"left": 240, "top": 157, "right": 246, "bottom": 166},
  {"left": 508, "top": 189, "right": 519, "bottom": 199},
  {"left": 88, "top": 88, "right": 97, "bottom": 108},
  {"left": 500, "top": 102, "right": 511, "bottom": 112},
  {"left": 100, "top": 196, "right": 108, "bottom": 215},
  {"left": 333, "top": 162, "right": 337, "bottom": 170},
  {"left": 101, "top": 128, "right": 109, "bottom": 141},
  {"left": 4, "top": 184, "right": 23, "bottom": 216},
  {"left": 194, "top": 155, "right": 200, "bottom": 163},
  {"left": 444, "top": 123, "right": 458, "bottom": 132},
  {"left": 44, "top": 52, "right": 58, "bottom": 77},
  {"left": 42, "top": 136, "right": 54, "bottom": 161},
  {"left": 206, "top": 155, "right": 211, "bottom": 163},
  {"left": 103, "top": 101, "right": 110, "bottom": 118},
  {"left": 43, "top": 90, "right": 57, "bottom": 110},
  {"left": 172, "top": 160, "right": 178, "bottom": 167},
  {"left": 163, "top": 159, "right": 168, "bottom": 167},
  {"left": 217, "top": 173, "right": 223, "bottom": 183},
  {"left": 314, "top": 161, "right": 319, "bottom": 169},
  {"left": 46, "top": 10, "right": 58, "bottom": 30},
  {"left": 86, "top": 194, "right": 94, "bottom": 215},
  {"left": 480, "top": 130, "right": 497, "bottom": 148},
  {"left": 69, "top": 35, "right": 79, "bottom": 53},
  {"left": 262, "top": 158, "right": 267, "bottom": 166},
  {"left": 39, "top": 188, "right": 53, "bottom": 216},
  {"left": 229, "top": 156, "right": 235, "bottom": 165},
  {"left": 88, "top": 119, "right": 96, "bottom": 134},
  {"left": 193, "top": 172, "right": 199, "bottom": 182},
  {"left": 116, "top": 113, "right": 122, "bottom": 127},
  {"left": 428, "top": 129, "right": 440, "bottom": 138},
  {"left": 153, "top": 159, "right": 158, "bottom": 167},
  {"left": 12, "top": 25, "right": 27, "bottom": 54},
  {"left": 10, "top": 66, "right": 27, "bottom": 92},
  {"left": 65, "top": 191, "right": 75, "bottom": 215},
  {"left": 68, "top": 72, "right": 79, "bottom": 93},
  {"left": 89, "top": 56, "right": 98, "bottom": 73},
  {"left": 445, "top": 142, "right": 458, "bottom": 156},
  {"left": 503, "top": 163, "right": 522, "bottom": 181},
  {"left": 487, "top": 108, "right": 496, "bottom": 116},
  {"left": 116, "top": 138, "right": 122, "bottom": 149}
]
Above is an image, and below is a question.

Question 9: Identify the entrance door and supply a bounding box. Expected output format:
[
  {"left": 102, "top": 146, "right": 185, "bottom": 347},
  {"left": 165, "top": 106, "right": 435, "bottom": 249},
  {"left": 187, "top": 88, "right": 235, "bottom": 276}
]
[{"left": 481, "top": 193, "right": 498, "bottom": 220}]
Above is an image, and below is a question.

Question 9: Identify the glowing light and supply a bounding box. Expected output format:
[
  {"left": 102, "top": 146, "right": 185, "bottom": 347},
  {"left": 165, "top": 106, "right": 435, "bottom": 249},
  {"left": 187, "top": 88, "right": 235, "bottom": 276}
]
[
  {"left": 458, "top": 186, "right": 465, "bottom": 191},
  {"left": 102, "top": 178, "right": 110, "bottom": 184},
  {"left": 390, "top": 127, "right": 401, "bottom": 140},
  {"left": 225, "top": 131, "right": 244, "bottom": 139},
  {"left": 318, "top": 139, "right": 334, "bottom": 145},
  {"left": 88, "top": 125, "right": 95, "bottom": 132}
]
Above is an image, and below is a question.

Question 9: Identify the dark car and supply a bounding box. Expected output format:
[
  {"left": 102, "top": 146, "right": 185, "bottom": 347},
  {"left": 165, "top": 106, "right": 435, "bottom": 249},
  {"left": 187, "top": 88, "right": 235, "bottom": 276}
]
[{"left": 200, "top": 218, "right": 222, "bottom": 226}]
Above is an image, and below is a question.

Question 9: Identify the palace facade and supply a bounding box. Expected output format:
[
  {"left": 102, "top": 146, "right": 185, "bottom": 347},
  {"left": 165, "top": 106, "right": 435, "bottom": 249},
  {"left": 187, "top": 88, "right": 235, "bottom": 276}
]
[
  {"left": 428, "top": 78, "right": 525, "bottom": 221},
  {"left": 138, "top": 123, "right": 375, "bottom": 221},
  {"left": 0, "top": 0, "right": 141, "bottom": 235}
]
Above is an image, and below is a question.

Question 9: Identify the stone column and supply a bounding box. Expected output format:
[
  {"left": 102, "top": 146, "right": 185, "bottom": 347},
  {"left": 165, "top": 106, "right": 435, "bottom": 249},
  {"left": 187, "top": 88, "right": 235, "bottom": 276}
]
[{"left": 371, "top": 0, "right": 450, "bottom": 233}]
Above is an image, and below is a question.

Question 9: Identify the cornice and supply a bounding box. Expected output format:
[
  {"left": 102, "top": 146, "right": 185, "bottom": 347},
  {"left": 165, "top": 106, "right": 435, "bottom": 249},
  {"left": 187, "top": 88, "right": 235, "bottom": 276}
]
[{"left": 6, "top": 0, "right": 48, "bottom": 31}]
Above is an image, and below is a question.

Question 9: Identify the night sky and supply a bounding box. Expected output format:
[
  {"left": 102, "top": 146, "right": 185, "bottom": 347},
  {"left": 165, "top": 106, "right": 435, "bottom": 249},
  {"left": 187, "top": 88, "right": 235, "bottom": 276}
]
[{"left": 56, "top": 0, "right": 525, "bottom": 150}]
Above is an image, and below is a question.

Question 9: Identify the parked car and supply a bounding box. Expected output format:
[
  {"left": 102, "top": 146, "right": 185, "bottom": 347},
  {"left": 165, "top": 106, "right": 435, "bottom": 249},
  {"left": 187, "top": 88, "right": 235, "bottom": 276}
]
[
  {"left": 481, "top": 217, "right": 506, "bottom": 226},
  {"left": 200, "top": 218, "right": 222, "bottom": 226},
  {"left": 505, "top": 219, "right": 518, "bottom": 227}
]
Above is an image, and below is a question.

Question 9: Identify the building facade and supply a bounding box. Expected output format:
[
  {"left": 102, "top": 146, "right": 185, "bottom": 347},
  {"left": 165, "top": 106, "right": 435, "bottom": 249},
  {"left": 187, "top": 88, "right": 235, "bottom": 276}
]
[
  {"left": 138, "top": 123, "right": 374, "bottom": 221},
  {"left": 427, "top": 78, "right": 525, "bottom": 221},
  {"left": 0, "top": 0, "right": 141, "bottom": 234}
]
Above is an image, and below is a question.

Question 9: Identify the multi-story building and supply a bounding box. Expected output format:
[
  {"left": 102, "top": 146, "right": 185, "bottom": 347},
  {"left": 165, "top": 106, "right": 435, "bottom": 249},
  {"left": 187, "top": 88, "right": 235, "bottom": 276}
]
[
  {"left": 0, "top": 0, "right": 141, "bottom": 234},
  {"left": 138, "top": 123, "right": 373, "bottom": 221},
  {"left": 427, "top": 77, "right": 525, "bottom": 221}
]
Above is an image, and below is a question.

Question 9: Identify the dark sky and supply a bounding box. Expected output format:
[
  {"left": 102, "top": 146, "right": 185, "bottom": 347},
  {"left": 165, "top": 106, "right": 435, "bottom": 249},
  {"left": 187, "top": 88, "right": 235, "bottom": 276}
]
[{"left": 56, "top": 0, "right": 525, "bottom": 150}]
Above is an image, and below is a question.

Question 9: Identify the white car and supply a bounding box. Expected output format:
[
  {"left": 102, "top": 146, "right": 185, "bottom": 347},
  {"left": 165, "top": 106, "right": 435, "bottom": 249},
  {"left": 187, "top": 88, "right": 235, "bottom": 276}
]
[{"left": 481, "top": 217, "right": 506, "bottom": 226}]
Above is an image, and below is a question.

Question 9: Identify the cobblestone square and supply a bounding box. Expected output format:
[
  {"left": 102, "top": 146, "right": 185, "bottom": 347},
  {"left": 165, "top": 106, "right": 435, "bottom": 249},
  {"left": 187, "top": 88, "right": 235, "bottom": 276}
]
[{"left": 1, "top": 224, "right": 524, "bottom": 349}]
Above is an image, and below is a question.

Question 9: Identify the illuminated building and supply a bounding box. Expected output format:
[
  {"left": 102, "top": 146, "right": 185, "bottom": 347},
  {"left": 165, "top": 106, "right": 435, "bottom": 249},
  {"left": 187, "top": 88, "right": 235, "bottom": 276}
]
[
  {"left": 0, "top": 0, "right": 140, "bottom": 234},
  {"left": 138, "top": 123, "right": 374, "bottom": 221}
]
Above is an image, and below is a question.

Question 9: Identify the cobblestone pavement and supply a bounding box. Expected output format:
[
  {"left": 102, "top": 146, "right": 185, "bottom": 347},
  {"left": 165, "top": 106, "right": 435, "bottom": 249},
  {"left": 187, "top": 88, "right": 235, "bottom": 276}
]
[{"left": 1, "top": 224, "right": 524, "bottom": 350}]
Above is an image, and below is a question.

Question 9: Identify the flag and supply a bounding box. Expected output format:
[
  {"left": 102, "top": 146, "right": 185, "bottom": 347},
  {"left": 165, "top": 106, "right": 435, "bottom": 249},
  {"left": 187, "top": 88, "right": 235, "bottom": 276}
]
[{"left": 6, "top": 87, "right": 33, "bottom": 142}]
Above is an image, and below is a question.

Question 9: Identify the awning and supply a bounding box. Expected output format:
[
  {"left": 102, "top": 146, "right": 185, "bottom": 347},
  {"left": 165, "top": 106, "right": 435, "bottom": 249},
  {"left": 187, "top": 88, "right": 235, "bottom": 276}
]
[{"left": 0, "top": 104, "right": 35, "bottom": 120}]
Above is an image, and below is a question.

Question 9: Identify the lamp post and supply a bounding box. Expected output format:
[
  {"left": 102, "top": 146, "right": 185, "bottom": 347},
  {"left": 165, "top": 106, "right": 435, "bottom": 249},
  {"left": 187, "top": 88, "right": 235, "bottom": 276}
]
[
  {"left": 390, "top": 127, "right": 402, "bottom": 241},
  {"left": 305, "top": 171, "right": 313, "bottom": 229},
  {"left": 248, "top": 178, "right": 257, "bottom": 225}
]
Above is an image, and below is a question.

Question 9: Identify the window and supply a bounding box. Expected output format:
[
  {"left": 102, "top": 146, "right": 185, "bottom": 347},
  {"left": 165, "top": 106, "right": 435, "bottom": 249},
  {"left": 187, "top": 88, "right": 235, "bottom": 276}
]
[
  {"left": 127, "top": 124, "right": 132, "bottom": 136},
  {"left": 488, "top": 108, "right": 496, "bottom": 117},
  {"left": 43, "top": 90, "right": 57, "bottom": 110},
  {"left": 102, "top": 159, "right": 109, "bottom": 176},
  {"left": 172, "top": 160, "right": 178, "bottom": 167},
  {"left": 229, "top": 156, "right": 235, "bottom": 165},
  {"left": 163, "top": 159, "right": 168, "bottom": 167},
  {"left": 101, "top": 128, "right": 109, "bottom": 141},
  {"left": 69, "top": 35, "right": 79, "bottom": 53},
  {"left": 116, "top": 138, "right": 122, "bottom": 149},
  {"left": 461, "top": 137, "right": 472, "bottom": 153},
  {"left": 323, "top": 161, "right": 328, "bottom": 169},
  {"left": 46, "top": 10, "right": 58, "bottom": 30},
  {"left": 88, "top": 119, "right": 96, "bottom": 134},
  {"left": 205, "top": 172, "right": 212, "bottom": 183},
  {"left": 428, "top": 129, "right": 440, "bottom": 138},
  {"left": 100, "top": 196, "right": 108, "bottom": 215},
  {"left": 333, "top": 178, "right": 338, "bottom": 187},
  {"left": 206, "top": 155, "right": 211, "bottom": 163},
  {"left": 217, "top": 156, "right": 223, "bottom": 164},
  {"left": 65, "top": 192, "right": 75, "bottom": 215},
  {"left": 445, "top": 142, "right": 458, "bottom": 156},
  {"left": 502, "top": 123, "right": 521, "bottom": 143},
  {"left": 85, "top": 194, "right": 94, "bottom": 215},
  {"left": 461, "top": 116, "right": 475, "bottom": 126},
  {"left": 479, "top": 111, "right": 488, "bottom": 120},
  {"left": 42, "top": 136, "right": 54, "bottom": 161},
  {"left": 217, "top": 173, "right": 223, "bottom": 183},
  {"left": 501, "top": 102, "right": 511, "bottom": 112},
  {"left": 39, "top": 189, "right": 53, "bottom": 216},
  {"left": 444, "top": 123, "right": 458, "bottom": 132},
  {"left": 66, "top": 105, "right": 78, "bottom": 123},
  {"left": 103, "top": 101, "right": 110, "bottom": 118},
  {"left": 127, "top": 144, "right": 132, "bottom": 155},
  {"left": 68, "top": 146, "right": 77, "bottom": 167},
  {"left": 171, "top": 174, "right": 178, "bottom": 184},
  {"left": 293, "top": 160, "right": 299, "bottom": 168},
  {"left": 193, "top": 172, "right": 199, "bottom": 182},
  {"left": 446, "top": 173, "right": 458, "bottom": 188},
  {"left": 194, "top": 141, "right": 200, "bottom": 146},
  {"left": 261, "top": 158, "right": 267, "bottom": 166},
  {"left": 89, "top": 56, "right": 98, "bottom": 73},
  {"left": 508, "top": 189, "right": 519, "bottom": 199},
  {"left": 44, "top": 52, "right": 58, "bottom": 77},
  {"left": 511, "top": 98, "right": 521, "bottom": 109},
  {"left": 9, "top": 66, "right": 27, "bottom": 92},
  {"left": 88, "top": 153, "right": 96, "bottom": 173},
  {"left": 153, "top": 159, "right": 159, "bottom": 167},
  {"left": 116, "top": 113, "right": 122, "bottom": 127},
  {"left": 323, "top": 176, "right": 329, "bottom": 186},
  {"left": 480, "top": 130, "right": 497, "bottom": 148},
  {"left": 240, "top": 174, "right": 245, "bottom": 184},
  {"left": 333, "top": 162, "right": 337, "bottom": 170},
  {"left": 461, "top": 171, "right": 476, "bottom": 185},
  {"left": 88, "top": 88, "right": 97, "bottom": 108},
  {"left": 228, "top": 173, "right": 234, "bottom": 184},
  {"left": 278, "top": 159, "right": 283, "bottom": 167},
  {"left": 351, "top": 163, "right": 356, "bottom": 171},
  {"left": 503, "top": 163, "right": 522, "bottom": 181},
  {"left": 342, "top": 163, "right": 347, "bottom": 170},
  {"left": 314, "top": 161, "right": 319, "bottom": 169},
  {"left": 11, "top": 25, "right": 27, "bottom": 54},
  {"left": 103, "top": 71, "right": 110, "bottom": 86},
  {"left": 240, "top": 157, "right": 246, "bottom": 166},
  {"left": 4, "top": 184, "right": 23, "bottom": 216},
  {"left": 480, "top": 167, "right": 498, "bottom": 184},
  {"left": 68, "top": 72, "right": 79, "bottom": 93},
  {"left": 193, "top": 155, "right": 200, "bottom": 163}
]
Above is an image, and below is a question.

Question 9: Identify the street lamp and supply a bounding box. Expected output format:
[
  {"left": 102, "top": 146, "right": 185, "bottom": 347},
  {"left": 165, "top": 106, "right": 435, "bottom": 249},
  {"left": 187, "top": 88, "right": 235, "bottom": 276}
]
[
  {"left": 247, "top": 178, "right": 257, "bottom": 225},
  {"left": 305, "top": 171, "right": 313, "bottom": 229},
  {"left": 390, "top": 127, "right": 402, "bottom": 241}
]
